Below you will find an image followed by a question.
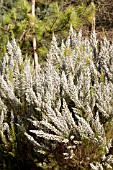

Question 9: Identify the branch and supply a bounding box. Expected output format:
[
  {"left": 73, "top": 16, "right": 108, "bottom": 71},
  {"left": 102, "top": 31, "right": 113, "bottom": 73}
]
[{"left": 0, "top": 26, "right": 9, "bottom": 32}]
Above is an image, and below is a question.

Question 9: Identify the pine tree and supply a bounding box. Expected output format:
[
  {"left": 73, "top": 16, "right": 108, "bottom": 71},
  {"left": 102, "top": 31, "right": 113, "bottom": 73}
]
[{"left": 0, "top": 1, "right": 96, "bottom": 62}]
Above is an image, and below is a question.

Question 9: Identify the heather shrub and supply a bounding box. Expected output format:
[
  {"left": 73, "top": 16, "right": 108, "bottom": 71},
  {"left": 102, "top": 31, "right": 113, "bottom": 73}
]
[{"left": 0, "top": 25, "right": 113, "bottom": 169}]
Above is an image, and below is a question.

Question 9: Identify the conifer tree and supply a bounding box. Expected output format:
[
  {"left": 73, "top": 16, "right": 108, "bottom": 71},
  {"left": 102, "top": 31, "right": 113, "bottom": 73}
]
[{"left": 0, "top": 0, "right": 96, "bottom": 61}]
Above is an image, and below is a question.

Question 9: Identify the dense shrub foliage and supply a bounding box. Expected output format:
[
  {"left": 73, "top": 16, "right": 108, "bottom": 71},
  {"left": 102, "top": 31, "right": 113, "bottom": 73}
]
[
  {"left": 0, "top": 0, "right": 96, "bottom": 60},
  {"left": 0, "top": 26, "right": 113, "bottom": 169}
]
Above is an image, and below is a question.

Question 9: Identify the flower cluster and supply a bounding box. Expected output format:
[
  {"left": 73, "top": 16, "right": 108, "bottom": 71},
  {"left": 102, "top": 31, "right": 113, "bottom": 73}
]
[{"left": 0, "top": 26, "right": 113, "bottom": 169}]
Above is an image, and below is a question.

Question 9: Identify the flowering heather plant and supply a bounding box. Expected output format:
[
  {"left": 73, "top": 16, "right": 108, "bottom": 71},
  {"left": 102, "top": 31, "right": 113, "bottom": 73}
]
[{"left": 0, "top": 26, "right": 113, "bottom": 169}]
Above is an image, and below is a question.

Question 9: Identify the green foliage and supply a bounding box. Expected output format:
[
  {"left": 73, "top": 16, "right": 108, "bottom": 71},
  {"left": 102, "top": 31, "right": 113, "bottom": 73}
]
[
  {"left": 100, "top": 71, "right": 105, "bottom": 83},
  {"left": 0, "top": 0, "right": 96, "bottom": 61},
  {"left": 75, "top": 2, "right": 96, "bottom": 25}
]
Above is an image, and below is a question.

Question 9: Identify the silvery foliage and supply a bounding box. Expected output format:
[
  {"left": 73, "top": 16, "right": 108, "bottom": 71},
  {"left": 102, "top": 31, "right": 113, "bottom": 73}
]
[
  {"left": 0, "top": 108, "right": 15, "bottom": 149},
  {"left": 0, "top": 25, "right": 113, "bottom": 169}
]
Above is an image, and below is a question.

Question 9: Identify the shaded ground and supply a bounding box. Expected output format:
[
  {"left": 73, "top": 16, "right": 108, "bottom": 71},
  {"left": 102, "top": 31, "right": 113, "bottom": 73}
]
[{"left": 82, "top": 26, "right": 113, "bottom": 41}]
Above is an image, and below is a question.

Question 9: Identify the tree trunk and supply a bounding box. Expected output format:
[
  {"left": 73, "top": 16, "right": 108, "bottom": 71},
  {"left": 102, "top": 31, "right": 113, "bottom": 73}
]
[
  {"left": 32, "top": 0, "right": 38, "bottom": 68},
  {"left": 0, "top": 0, "right": 3, "bottom": 8}
]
